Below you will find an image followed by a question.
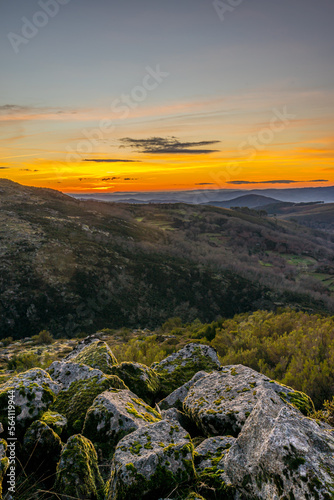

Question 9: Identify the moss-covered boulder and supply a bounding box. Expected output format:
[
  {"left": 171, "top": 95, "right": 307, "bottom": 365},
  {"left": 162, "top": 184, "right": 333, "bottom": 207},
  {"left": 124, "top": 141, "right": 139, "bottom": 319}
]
[
  {"left": 52, "top": 373, "right": 127, "bottom": 436},
  {"left": 0, "top": 438, "right": 9, "bottom": 498},
  {"left": 23, "top": 420, "right": 62, "bottom": 477},
  {"left": 83, "top": 389, "right": 161, "bottom": 460},
  {"left": 40, "top": 410, "right": 67, "bottom": 436},
  {"left": 54, "top": 434, "right": 105, "bottom": 500},
  {"left": 110, "top": 362, "right": 159, "bottom": 405},
  {"left": 223, "top": 389, "right": 334, "bottom": 499},
  {"left": 158, "top": 371, "right": 208, "bottom": 411},
  {"left": 48, "top": 360, "right": 113, "bottom": 389},
  {"left": 152, "top": 343, "right": 220, "bottom": 398},
  {"left": 108, "top": 419, "right": 195, "bottom": 500},
  {"left": 65, "top": 339, "right": 117, "bottom": 374},
  {"left": 0, "top": 369, "right": 60, "bottom": 436},
  {"left": 183, "top": 365, "right": 314, "bottom": 437}
]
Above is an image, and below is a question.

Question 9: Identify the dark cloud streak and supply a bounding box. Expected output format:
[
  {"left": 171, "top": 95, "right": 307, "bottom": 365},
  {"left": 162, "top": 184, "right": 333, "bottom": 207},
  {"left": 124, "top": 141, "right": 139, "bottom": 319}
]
[{"left": 120, "top": 137, "right": 220, "bottom": 154}]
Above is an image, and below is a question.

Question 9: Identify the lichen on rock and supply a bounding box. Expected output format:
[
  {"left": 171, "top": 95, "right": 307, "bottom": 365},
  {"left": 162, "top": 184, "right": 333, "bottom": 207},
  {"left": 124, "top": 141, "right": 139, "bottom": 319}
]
[
  {"left": 23, "top": 420, "right": 62, "bottom": 476},
  {"left": 51, "top": 372, "right": 127, "bottom": 436},
  {"left": 108, "top": 419, "right": 195, "bottom": 500},
  {"left": 54, "top": 434, "right": 105, "bottom": 500},
  {"left": 183, "top": 364, "right": 314, "bottom": 437},
  {"left": 0, "top": 368, "right": 60, "bottom": 436},
  {"left": 110, "top": 361, "right": 160, "bottom": 405},
  {"left": 64, "top": 339, "right": 117, "bottom": 374},
  {"left": 40, "top": 410, "right": 67, "bottom": 436},
  {"left": 222, "top": 389, "right": 334, "bottom": 499},
  {"left": 152, "top": 343, "right": 220, "bottom": 398},
  {"left": 83, "top": 389, "right": 161, "bottom": 459}
]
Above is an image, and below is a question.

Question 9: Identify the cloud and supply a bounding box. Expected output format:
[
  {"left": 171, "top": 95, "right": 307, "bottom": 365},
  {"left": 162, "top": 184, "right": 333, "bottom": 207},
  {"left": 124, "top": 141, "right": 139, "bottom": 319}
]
[
  {"left": 0, "top": 167, "right": 9, "bottom": 169},
  {"left": 120, "top": 136, "right": 220, "bottom": 154},
  {"left": 83, "top": 159, "right": 141, "bottom": 163},
  {"left": 19, "top": 168, "right": 39, "bottom": 172},
  {"left": 309, "top": 179, "right": 329, "bottom": 182},
  {"left": 195, "top": 182, "right": 215, "bottom": 185}
]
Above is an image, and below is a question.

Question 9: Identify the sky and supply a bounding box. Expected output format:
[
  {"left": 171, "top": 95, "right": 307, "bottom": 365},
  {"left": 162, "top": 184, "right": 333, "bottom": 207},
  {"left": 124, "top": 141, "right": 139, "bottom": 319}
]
[{"left": 1, "top": 0, "right": 334, "bottom": 193}]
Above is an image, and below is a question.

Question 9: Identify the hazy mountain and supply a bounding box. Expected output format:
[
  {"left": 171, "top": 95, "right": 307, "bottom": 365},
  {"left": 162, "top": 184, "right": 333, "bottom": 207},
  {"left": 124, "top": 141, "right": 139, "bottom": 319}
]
[
  {"left": 203, "top": 194, "right": 280, "bottom": 209},
  {"left": 71, "top": 186, "right": 334, "bottom": 204}
]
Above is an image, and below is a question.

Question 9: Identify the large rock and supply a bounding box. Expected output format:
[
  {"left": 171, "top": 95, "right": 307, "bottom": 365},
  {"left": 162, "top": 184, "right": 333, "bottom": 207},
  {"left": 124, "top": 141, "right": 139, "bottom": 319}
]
[
  {"left": 23, "top": 420, "right": 62, "bottom": 478},
  {"left": 54, "top": 434, "right": 105, "bottom": 500},
  {"left": 152, "top": 343, "right": 220, "bottom": 397},
  {"left": 64, "top": 339, "right": 117, "bottom": 374},
  {"left": 183, "top": 365, "right": 314, "bottom": 437},
  {"left": 40, "top": 410, "right": 67, "bottom": 436},
  {"left": 158, "top": 371, "right": 208, "bottom": 411},
  {"left": 195, "top": 436, "right": 236, "bottom": 472},
  {"left": 48, "top": 360, "right": 114, "bottom": 390},
  {"left": 0, "top": 439, "right": 9, "bottom": 498},
  {"left": 108, "top": 419, "right": 195, "bottom": 500},
  {"left": 110, "top": 362, "right": 159, "bottom": 405},
  {"left": 193, "top": 436, "right": 237, "bottom": 499},
  {"left": 223, "top": 388, "right": 334, "bottom": 499},
  {"left": 51, "top": 367, "right": 127, "bottom": 436},
  {"left": 0, "top": 369, "right": 60, "bottom": 436},
  {"left": 83, "top": 389, "right": 161, "bottom": 459}
]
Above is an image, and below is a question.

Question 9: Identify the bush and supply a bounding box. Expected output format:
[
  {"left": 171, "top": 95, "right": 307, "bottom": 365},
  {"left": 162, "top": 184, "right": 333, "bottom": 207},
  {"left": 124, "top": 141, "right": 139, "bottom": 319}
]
[
  {"left": 1, "top": 337, "right": 13, "bottom": 347},
  {"left": 32, "top": 330, "right": 54, "bottom": 345}
]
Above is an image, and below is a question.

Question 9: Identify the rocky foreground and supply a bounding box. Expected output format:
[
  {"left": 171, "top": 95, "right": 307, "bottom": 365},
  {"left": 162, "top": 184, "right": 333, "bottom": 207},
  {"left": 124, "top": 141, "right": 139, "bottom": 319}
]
[{"left": 0, "top": 337, "right": 333, "bottom": 499}]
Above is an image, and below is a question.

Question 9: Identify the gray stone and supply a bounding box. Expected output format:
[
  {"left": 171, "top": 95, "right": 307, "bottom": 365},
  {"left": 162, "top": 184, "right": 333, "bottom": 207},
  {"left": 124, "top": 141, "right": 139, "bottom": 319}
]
[
  {"left": 223, "top": 388, "right": 334, "bottom": 499},
  {"left": 110, "top": 361, "right": 159, "bottom": 404},
  {"left": 108, "top": 419, "right": 194, "bottom": 500},
  {"left": 83, "top": 389, "right": 161, "bottom": 458},
  {"left": 64, "top": 338, "right": 117, "bottom": 374},
  {"left": 183, "top": 365, "right": 314, "bottom": 437},
  {"left": 158, "top": 371, "right": 208, "bottom": 411},
  {"left": 152, "top": 343, "right": 220, "bottom": 397},
  {"left": 54, "top": 434, "right": 105, "bottom": 500},
  {"left": 48, "top": 360, "right": 111, "bottom": 390},
  {"left": 23, "top": 420, "right": 62, "bottom": 474},
  {"left": 0, "top": 368, "right": 60, "bottom": 435},
  {"left": 195, "top": 436, "right": 236, "bottom": 472}
]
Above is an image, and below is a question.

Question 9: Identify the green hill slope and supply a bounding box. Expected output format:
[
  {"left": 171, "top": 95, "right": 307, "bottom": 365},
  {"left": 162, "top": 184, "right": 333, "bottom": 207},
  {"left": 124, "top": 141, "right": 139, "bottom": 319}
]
[{"left": 0, "top": 180, "right": 334, "bottom": 338}]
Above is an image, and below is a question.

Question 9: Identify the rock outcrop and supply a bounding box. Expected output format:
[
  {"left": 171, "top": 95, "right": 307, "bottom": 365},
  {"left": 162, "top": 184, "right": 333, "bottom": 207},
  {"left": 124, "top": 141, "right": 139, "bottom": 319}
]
[
  {"left": 108, "top": 419, "right": 195, "bottom": 500},
  {"left": 54, "top": 434, "right": 105, "bottom": 500},
  {"left": 0, "top": 368, "right": 60, "bottom": 436},
  {"left": 183, "top": 364, "right": 314, "bottom": 437},
  {"left": 152, "top": 343, "right": 220, "bottom": 397},
  {"left": 222, "top": 388, "right": 334, "bottom": 499},
  {"left": 83, "top": 389, "right": 161, "bottom": 459},
  {"left": 23, "top": 420, "right": 62, "bottom": 476},
  {"left": 1, "top": 339, "right": 333, "bottom": 499},
  {"left": 110, "top": 362, "right": 160, "bottom": 405},
  {"left": 64, "top": 339, "right": 117, "bottom": 374}
]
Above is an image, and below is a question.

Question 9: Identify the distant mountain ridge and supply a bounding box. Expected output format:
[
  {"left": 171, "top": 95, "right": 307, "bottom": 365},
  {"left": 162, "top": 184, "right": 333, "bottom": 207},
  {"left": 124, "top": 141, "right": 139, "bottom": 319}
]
[
  {"left": 70, "top": 185, "right": 334, "bottom": 204},
  {"left": 203, "top": 194, "right": 280, "bottom": 209}
]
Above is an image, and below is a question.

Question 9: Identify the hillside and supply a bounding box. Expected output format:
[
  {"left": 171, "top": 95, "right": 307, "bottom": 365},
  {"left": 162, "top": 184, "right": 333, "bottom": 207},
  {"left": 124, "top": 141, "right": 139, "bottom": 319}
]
[
  {"left": 261, "top": 201, "right": 334, "bottom": 232},
  {"left": 1, "top": 180, "right": 334, "bottom": 338},
  {"left": 203, "top": 194, "right": 280, "bottom": 209}
]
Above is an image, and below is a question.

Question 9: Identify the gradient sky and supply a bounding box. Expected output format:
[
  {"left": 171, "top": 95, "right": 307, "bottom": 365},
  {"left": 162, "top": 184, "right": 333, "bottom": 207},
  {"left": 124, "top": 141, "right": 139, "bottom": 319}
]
[{"left": 1, "top": 0, "right": 334, "bottom": 192}]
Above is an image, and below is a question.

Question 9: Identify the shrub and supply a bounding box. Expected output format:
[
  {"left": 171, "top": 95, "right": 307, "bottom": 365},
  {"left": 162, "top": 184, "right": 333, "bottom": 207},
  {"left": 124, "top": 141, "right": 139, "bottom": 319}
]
[{"left": 32, "top": 330, "right": 54, "bottom": 345}]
